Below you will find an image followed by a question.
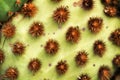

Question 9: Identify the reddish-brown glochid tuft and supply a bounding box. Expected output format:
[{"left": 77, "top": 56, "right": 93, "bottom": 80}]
[
  {"left": 66, "top": 26, "right": 80, "bottom": 43},
  {"left": 44, "top": 39, "right": 59, "bottom": 54},
  {"left": 56, "top": 60, "right": 68, "bottom": 74}
]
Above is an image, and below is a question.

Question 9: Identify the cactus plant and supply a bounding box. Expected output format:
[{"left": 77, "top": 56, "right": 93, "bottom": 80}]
[{"left": 0, "top": 0, "right": 120, "bottom": 80}]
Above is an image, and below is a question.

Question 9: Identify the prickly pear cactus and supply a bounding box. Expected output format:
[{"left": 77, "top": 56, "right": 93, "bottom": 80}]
[{"left": 0, "top": 0, "right": 120, "bottom": 80}]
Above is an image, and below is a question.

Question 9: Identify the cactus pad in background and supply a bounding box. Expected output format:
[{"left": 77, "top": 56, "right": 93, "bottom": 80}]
[
  {"left": 0, "top": 0, "right": 28, "bottom": 22},
  {"left": 0, "top": 0, "right": 120, "bottom": 80}
]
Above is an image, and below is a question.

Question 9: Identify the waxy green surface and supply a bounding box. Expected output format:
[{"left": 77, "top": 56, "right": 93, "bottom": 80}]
[{"left": 0, "top": 0, "right": 120, "bottom": 80}]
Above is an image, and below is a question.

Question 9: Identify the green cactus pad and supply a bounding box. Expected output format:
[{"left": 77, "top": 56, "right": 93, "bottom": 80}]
[{"left": 0, "top": 0, "right": 120, "bottom": 80}]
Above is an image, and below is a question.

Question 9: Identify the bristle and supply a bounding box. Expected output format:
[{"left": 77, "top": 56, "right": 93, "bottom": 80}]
[
  {"left": 2, "top": 22, "right": 16, "bottom": 38},
  {"left": 44, "top": 39, "right": 59, "bottom": 55},
  {"left": 104, "top": 6, "right": 117, "bottom": 17},
  {"left": 28, "top": 58, "right": 41, "bottom": 73},
  {"left": 12, "top": 42, "right": 25, "bottom": 55},
  {"left": 98, "top": 66, "right": 111, "bottom": 80},
  {"left": 101, "top": 0, "right": 118, "bottom": 6},
  {"left": 5, "top": 67, "right": 18, "bottom": 80},
  {"left": 75, "top": 51, "right": 88, "bottom": 66},
  {"left": 53, "top": 6, "right": 69, "bottom": 24},
  {"left": 81, "top": 0, "right": 94, "bottom": 10},
  {"left": 21, "top": 3, "right": 37, "bottom": 17},
  {"left": 112, "top": 55, "right": 120, "bottom": 67},
  {"left": 29, "top": 22, "right": 44, "bottom": 37},
  {"left": 77, "top": 74, "right": 91, "bottom": 80},
  {"left": 109, "top": 28, "right": 120, "bottom": 46},
  {"left": 66, "top": 26, "right": 80, "bottom": 43},
  {"left": 93, "top": 40, "right": 106, "bottom": 57},
  {"left": 56, "top": 60, "right": 68, "bottom": 74},
  {"left": 88, "top": 17, "right": 103, "bottom": 33}
]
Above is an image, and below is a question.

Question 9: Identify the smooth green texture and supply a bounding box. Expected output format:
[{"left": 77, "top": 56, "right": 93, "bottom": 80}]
[
  {"left": 0, "top": 0, "right": 28, "bottom": 22},
  {"left": 0, "top": 0, "right": 120, "bottom": 80}
]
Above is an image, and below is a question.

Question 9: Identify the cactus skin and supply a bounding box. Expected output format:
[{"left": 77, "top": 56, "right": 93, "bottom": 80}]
[{"left": 0, "top": 0, "right": 120, "bottom": 80}]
